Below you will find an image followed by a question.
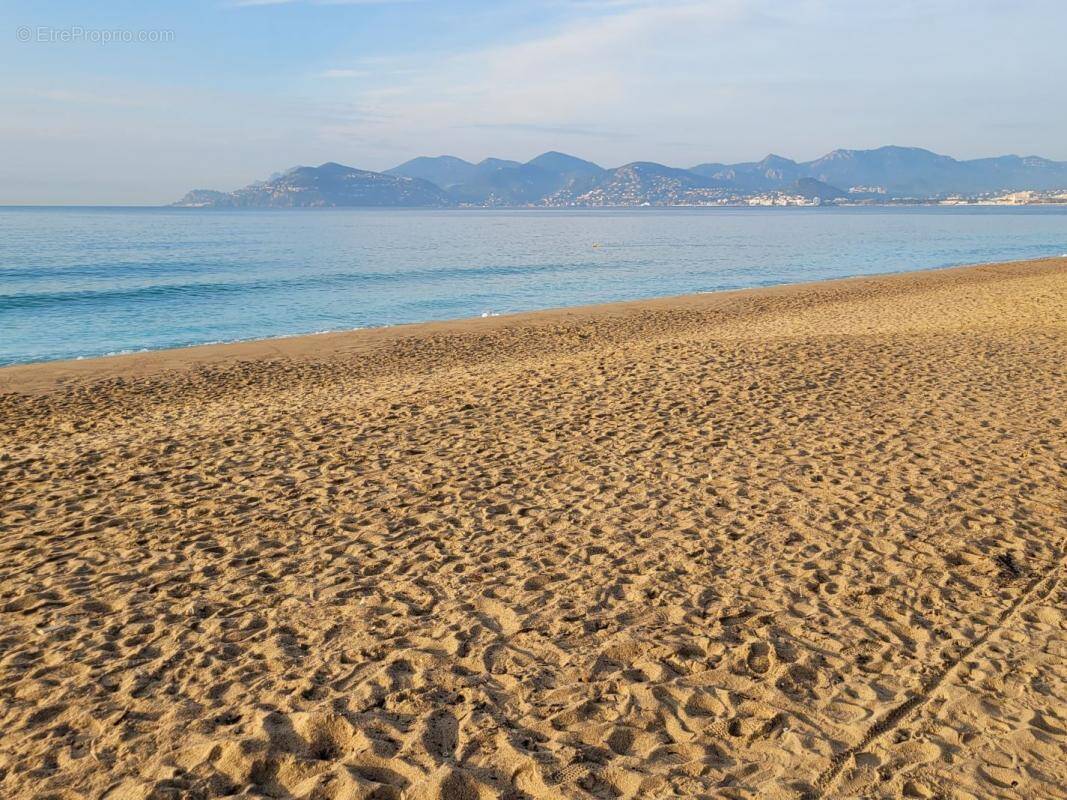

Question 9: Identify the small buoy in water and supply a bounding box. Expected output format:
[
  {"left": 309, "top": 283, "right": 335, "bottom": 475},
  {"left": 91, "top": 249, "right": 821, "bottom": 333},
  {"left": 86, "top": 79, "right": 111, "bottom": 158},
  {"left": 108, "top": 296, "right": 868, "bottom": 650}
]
[{"left": 592, "top": 242, "right": 601, "bottom": 248}]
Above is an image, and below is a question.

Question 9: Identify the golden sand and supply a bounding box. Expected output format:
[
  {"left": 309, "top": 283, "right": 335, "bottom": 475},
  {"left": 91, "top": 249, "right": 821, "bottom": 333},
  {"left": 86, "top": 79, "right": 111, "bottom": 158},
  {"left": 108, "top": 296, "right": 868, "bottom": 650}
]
[{"left": 1, "top": 259, "right": 1065, "bottom": 800}]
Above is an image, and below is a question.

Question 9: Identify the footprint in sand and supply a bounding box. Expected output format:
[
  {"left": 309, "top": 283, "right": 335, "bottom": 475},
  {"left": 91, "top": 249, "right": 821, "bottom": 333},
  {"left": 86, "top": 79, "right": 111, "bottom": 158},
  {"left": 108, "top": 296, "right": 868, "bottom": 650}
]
[
  {"left": 746, "top": 641, "right": 774, "bottom": 675},
  {"left": 421, "top": 709, "right": 459, "bottom": 762}
]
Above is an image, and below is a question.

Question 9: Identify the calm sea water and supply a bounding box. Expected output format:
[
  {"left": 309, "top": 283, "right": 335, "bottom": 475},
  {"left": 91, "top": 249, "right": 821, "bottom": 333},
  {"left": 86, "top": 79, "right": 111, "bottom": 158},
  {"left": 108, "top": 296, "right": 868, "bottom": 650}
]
[{"left": 1, "top": 206, "right": 1065, "bottom": 366}]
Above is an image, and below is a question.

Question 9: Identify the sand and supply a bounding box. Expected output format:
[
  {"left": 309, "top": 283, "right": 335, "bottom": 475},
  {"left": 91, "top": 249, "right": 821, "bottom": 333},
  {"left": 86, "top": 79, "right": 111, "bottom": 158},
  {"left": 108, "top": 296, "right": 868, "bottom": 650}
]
[{"left": 1, "top": 258, "right": 1065, "bottom": 800}]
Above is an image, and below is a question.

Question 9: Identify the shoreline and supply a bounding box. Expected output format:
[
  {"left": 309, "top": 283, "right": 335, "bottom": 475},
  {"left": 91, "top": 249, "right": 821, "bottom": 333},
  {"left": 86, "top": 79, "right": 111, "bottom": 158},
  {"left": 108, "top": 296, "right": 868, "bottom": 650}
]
[
  {"left": 2, "top": 255, "right": 1064, "bottom": 395},
  {"left": 2, "top": 253, "right": 1064, "bottom": 799}
]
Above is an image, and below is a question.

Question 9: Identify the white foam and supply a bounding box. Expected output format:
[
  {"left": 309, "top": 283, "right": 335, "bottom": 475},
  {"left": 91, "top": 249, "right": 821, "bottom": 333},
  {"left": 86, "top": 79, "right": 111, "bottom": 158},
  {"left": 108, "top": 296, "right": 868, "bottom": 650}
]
[{"left": 103, "top": 347, "right": 151, "bottom": 357}]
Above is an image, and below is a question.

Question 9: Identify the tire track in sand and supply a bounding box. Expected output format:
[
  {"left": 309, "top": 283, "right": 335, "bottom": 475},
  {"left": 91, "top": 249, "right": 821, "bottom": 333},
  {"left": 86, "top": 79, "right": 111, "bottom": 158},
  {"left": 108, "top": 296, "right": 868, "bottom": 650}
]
[{"left": 805, "top": 540, "right": 1065, "bottom": 799}]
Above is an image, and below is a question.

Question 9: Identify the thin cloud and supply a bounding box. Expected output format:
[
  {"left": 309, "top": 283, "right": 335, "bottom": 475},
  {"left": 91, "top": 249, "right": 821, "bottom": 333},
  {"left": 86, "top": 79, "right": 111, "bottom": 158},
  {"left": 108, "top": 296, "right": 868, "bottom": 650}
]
[
  {"left": 26, "top": 89, "right": 146, "bottom": 108},
  {"left": 320, "top": 1, "right": 752, "bottom": 151},
  {"left": 318, "top": 69, "right": 371, "bottom": 79}
]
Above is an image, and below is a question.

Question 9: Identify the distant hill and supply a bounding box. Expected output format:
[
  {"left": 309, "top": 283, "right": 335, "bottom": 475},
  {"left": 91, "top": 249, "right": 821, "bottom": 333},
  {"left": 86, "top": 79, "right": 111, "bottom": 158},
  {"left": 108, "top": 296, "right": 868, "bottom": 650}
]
[
  {"left": 691, "top": 154, "right": 804, "bottom": 192},
  {"left": 803, "top": 147, "right": 965, "bottom": 197},
  {"left": 553, "top": 162, "right": 728, "bottom": 206},
  {"left": 791, "top": 177, "right": 848, "bottom": 202},
  {"left": 694, "top": 146, "right": 1067, "bottom": 197},
  {"left": 174, "top": 146, "right": 1067, "bottom": 208},
  {"left": 388, "top": 151, "right": 607, "bottom": 205},
  {"left": 174, "top": 189, "right": 233, "bottom": 208},
  {"left": 526, "top": 151, "right": 604, "bottom": 180},
  {"left": 385, "top": 155, "right": 478, "bottom": 190},
  {"left": 173, "top": 162, "right": 452, "bottom": 208},
  {"left": 448, "top": 159, "right": 561, "bottom": 206}
]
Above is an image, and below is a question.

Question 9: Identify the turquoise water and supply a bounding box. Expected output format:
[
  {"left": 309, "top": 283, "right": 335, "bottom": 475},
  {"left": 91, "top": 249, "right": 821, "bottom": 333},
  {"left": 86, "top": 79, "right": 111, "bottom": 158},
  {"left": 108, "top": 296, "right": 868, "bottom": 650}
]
[{"left": 1, "top": 206, "right": 1065, "bottom": 366}]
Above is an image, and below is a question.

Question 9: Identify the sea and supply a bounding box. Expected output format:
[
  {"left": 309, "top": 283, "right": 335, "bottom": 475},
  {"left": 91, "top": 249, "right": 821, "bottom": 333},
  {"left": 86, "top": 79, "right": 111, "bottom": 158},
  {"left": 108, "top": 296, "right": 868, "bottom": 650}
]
[{"left": 1, "top": 205, "right": 1065, "bottom": 366}]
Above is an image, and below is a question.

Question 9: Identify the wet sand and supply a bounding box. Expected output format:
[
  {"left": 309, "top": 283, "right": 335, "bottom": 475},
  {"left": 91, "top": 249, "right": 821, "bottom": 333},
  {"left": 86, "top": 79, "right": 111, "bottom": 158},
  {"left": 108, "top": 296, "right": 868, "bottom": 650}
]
[{"left": 1, "top": 258, "right": 1065, "bottom": 799}]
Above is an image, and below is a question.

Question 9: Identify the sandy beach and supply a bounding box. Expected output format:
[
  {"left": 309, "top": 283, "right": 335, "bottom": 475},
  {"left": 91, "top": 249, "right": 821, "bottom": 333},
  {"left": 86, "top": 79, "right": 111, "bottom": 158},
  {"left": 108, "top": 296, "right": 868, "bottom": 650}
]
[{"left": 1, "top": 258, "right": 1064, "bottom": 799}]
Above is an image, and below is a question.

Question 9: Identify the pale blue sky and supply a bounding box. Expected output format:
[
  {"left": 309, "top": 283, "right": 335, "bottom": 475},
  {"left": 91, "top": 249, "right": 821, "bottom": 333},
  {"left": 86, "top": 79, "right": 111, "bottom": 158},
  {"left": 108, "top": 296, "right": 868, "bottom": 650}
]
[{"left": 2, "top": 0, "right": 1065, "bottom": 203}]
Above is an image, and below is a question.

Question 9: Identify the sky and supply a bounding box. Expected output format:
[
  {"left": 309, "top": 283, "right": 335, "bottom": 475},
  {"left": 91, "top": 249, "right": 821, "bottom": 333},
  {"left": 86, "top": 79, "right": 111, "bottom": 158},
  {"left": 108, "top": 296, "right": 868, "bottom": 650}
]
[{"left": 1, "top": 0, "right": 1065, "bottom": 204}]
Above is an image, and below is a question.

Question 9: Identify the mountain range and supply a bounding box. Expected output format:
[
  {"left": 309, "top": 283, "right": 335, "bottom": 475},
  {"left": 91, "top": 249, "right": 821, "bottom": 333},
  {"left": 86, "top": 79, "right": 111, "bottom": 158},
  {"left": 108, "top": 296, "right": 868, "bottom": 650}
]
[{"left": 173, "top": 146, "right": 1067, "bottom": 208}]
